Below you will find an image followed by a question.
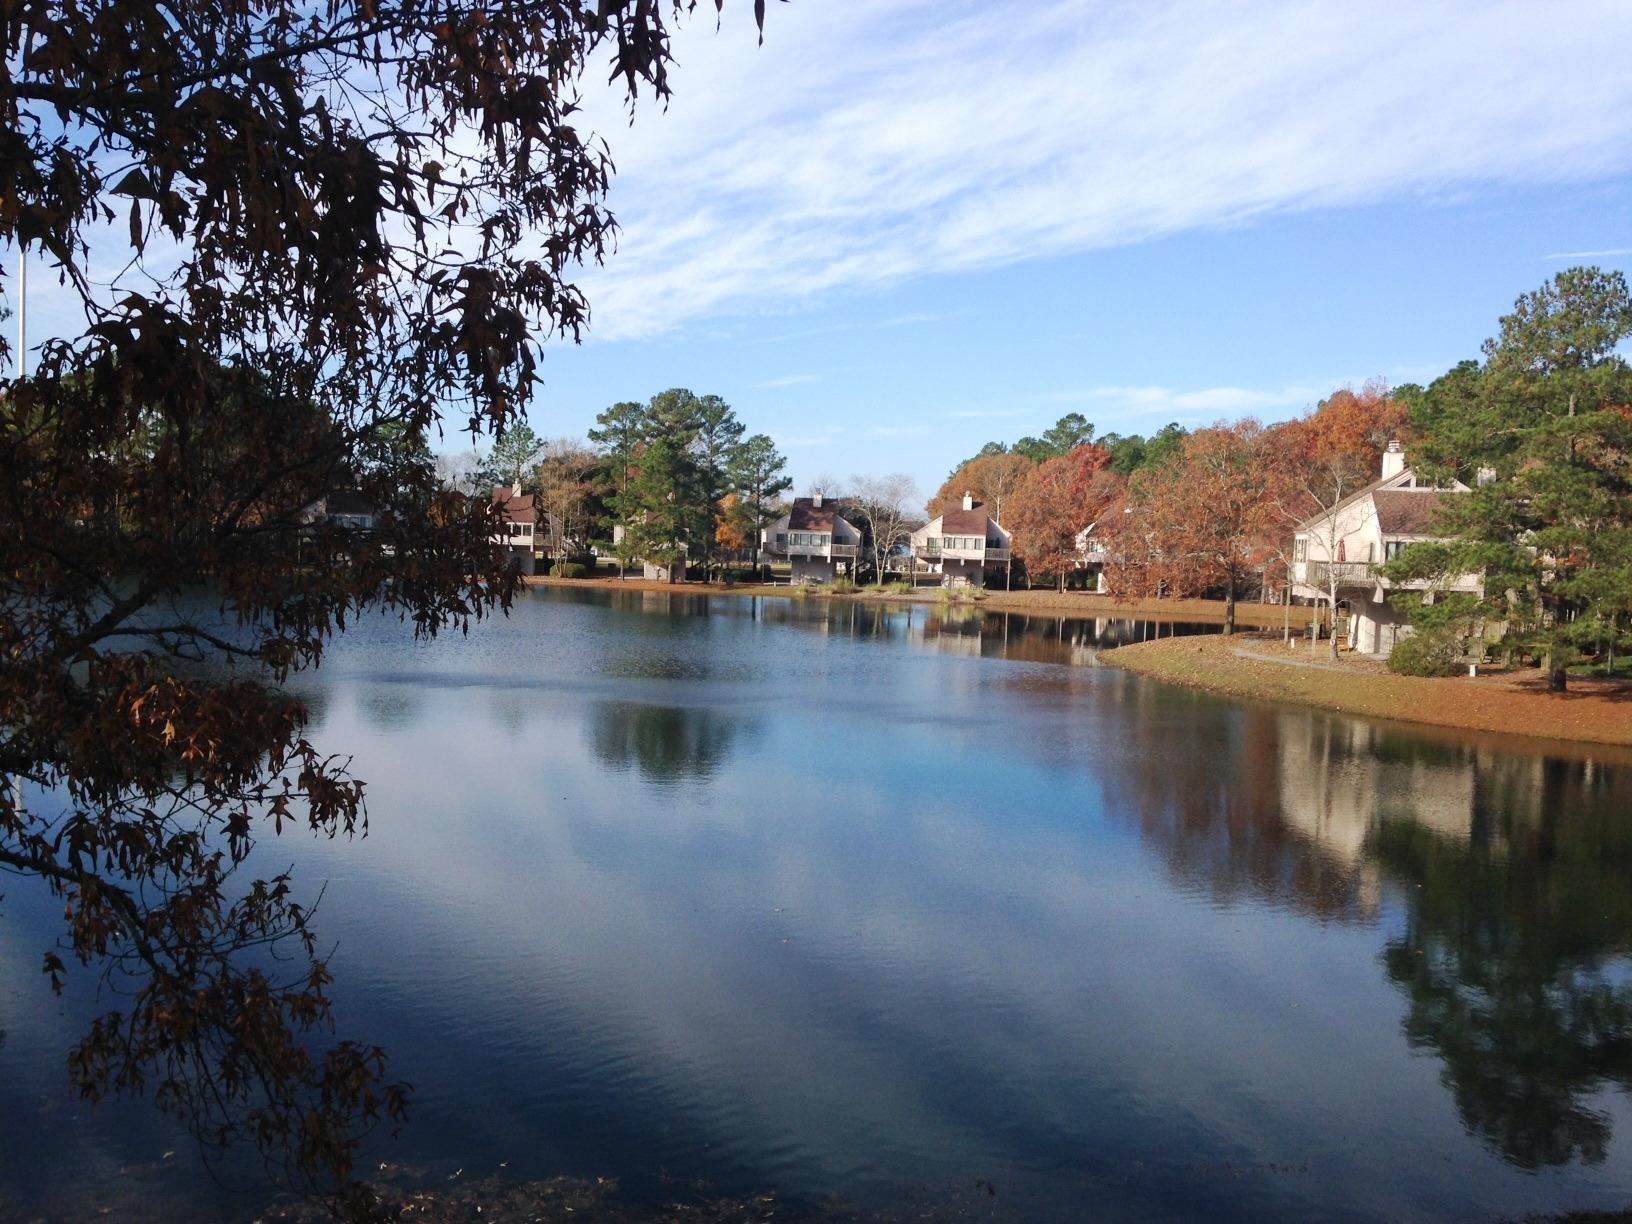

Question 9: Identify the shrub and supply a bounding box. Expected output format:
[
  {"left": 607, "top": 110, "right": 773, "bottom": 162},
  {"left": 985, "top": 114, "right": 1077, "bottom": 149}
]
[
  {"left": 553, "top": 561, "right": 591, "bottom": 579},
  {"left": 1387, "top": 630, "right": 1461, "bottom": 677},
  {"left": 829, "top": 577, "right": 858, "bottom": 594}
]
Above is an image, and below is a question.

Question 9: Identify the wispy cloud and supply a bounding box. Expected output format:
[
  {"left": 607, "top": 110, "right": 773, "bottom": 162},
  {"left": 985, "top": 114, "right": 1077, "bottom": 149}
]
[
  {"left": 756, "top": 373, "right": 820, "bottom": 388},
  {"left": 1037, "top": 383, "right": 1327, "bottom": 424},
  {"left": 866, "top": 423, "right": 930, "bottom": 437},
  {"left": 571, "top": 0, "right": 1632, "bottom": 341},
  {"left": 1545, "top": 247, "right": 1632, "bottom": 259}
]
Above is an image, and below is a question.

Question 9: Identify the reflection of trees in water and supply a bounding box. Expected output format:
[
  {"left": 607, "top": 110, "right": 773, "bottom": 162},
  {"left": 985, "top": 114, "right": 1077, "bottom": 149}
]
[
  {"left": 1375, "top": 757, "right": 1632, "bottom": 1169},
  {"left": 588, "top": 702, "right": 757, "bottom": 783},
  {"left": 1106, "top": 701, "right": 1632, "bottom": 1169}
]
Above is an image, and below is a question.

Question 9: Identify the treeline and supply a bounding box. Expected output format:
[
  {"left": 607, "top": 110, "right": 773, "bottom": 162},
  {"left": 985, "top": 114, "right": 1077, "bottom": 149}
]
[
  {"left": 941, "top": 266, "right": 1630, "bottom": 689},
  {"left": 445, "top": 388, "right": 793, "bottom": 580}
]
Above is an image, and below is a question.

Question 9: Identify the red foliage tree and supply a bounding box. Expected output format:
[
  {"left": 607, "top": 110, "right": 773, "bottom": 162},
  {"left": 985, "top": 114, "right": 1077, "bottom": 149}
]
[
  {"left": 1006, "top": 444, "right": 1121, "bottom": 590},
  {"left": 1107, "top": 421, "right": 1290, "bottom": 633}
]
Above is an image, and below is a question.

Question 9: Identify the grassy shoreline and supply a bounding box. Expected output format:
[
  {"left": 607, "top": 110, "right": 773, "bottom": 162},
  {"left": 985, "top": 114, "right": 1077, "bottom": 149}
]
[
  {"left": 525, "top": 574, "right": 1314, "bottom": 630},
  {"left": 1101, "top": 632, "right": 1632, "bottom": 751}
]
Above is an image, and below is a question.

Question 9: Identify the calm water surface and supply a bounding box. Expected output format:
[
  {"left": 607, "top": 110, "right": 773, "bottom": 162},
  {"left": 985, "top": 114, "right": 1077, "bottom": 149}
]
[{"left": 4, "top": 587, "right": 1632, "bottom": 1221}]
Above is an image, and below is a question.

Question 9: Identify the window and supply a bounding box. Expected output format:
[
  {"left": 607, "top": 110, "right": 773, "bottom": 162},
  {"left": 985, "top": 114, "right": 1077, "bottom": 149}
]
[
  {"left": 1385, "top": 540, "right": 1404, "bottom": 561},
  {"left": 1293, "top": 537, "right": 1308, "bottom": 562}
]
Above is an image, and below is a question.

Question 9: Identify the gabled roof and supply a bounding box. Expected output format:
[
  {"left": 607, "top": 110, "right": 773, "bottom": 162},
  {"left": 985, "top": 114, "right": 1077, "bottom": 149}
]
[
  {"left": 492, "top": 486, "right": 536, "bottom": 524},
  {"left": 325, "top": 490, "right": 376, "bottom": 516},
  {"left": 787, "top": 497, "right": 838, "bottom": 532},
  {"left": 940, "top": 500, "right": 991, "bottom": 535},
  {"left": 1293, "top": 467, "right": 1467, "bottom": 533},
  {"left": 1373, "top": 488, "right": 1453, "bottom": 536}
]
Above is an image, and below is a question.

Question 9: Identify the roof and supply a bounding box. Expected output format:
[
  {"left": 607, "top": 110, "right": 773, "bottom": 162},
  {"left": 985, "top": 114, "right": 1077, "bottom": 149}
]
[
  {"left": 325, "top": 490, "right": 376, "bottom": 516},
  {"left": 1373, "top": 488, "right": 1453, "bottom": 536},
  {"left": 939, "top": 499, "right": 991, "bottom": 535},
  {"left": 787, "top": 497, "right": 838, "bottom": 532},
  {"left": 492, "top": 486, "right": 536, "bottom": 523}
]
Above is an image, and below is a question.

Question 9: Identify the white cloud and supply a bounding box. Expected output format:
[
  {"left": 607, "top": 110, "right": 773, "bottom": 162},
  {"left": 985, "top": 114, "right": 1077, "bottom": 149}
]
[
  {"left": 1037, "top": 382, "right": 1328, "bottom": 424},
  {"left": 571, "top": 0, "right": 1632, "bottom": 341},
  {"left": 866, "top": 423, "right": 930, "bottom": 437},
  {"left": 1545, "top": 247, "right": 1632, "bottom": 259},
  {"left": 756, "top": 373, "right": 820, "bottom": 388}
]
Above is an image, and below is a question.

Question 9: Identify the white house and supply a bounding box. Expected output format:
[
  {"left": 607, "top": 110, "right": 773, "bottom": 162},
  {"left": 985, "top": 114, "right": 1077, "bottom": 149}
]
[
  {"left": 1073, "top": 522, "right": 1109, "bottom": 592},
  {"left": 1290, "top": 442, "right": 1481, "bottom": 656},
  {"left": 761, "top": 495, "right": 862, "bottom": 584},
  {"left": 611, "top": 521, "right": 688, "bottom": 581},
  {"left": 301, "top": 490, "right": 378, "bottom": 531},
  {"left": 910, "top": 492, "right": 1013, "bottom": 588}
]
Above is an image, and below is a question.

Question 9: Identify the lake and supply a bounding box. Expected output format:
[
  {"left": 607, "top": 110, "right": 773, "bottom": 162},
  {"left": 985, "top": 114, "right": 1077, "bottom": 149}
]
[{"left": 4, "top": 585, "right": 1632, "bottom": 1222}]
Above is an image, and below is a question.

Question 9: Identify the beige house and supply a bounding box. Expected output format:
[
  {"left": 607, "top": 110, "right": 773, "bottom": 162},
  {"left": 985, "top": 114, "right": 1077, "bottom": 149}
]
[
  {"left": 910, "top": 493, "right": 1013, "bottom": 588},
  {"left": 762, "top": 495, "right": 861, "bottom": 584},
  {"left": 1290, "top": 442, "right": 1480, "bottom": 656}
]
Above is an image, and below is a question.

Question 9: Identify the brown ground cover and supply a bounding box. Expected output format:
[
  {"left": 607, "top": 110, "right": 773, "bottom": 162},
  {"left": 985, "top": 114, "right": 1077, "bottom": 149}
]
[
  {"left": 1102, "top": 631, "right": 1632, "bottom": 749},
  {"left": 526, "top": 575, "right": 1312, "bottom": 629}
]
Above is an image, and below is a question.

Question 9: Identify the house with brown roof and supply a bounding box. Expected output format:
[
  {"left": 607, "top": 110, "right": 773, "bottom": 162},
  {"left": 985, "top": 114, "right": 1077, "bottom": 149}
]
[
  {"left": 492, "top": 483, "right": 559, "bottom": 575},
  {"left": 1290, "top": 442, "right": 1481, "bottom": 656},
  {"left": 762, "top": 494, "right": 862, "bottom": 584},
  {"left": 909, "top": 492, "right": 1013, "bottom": 588}
]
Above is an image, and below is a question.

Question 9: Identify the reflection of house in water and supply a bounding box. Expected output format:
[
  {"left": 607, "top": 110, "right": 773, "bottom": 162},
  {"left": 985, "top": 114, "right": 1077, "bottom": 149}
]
[{"left": 1276, "top": 717, "right": 1485, "bottom": 863}]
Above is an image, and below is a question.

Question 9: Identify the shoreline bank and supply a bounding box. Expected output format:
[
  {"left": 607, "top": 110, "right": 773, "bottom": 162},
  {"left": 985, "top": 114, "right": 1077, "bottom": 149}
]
[
  {"left": 1101, "top": 633, "right": 1632, "bottom": 750},
  {"left": 525, "top": 575, "right": 1314, "bottom": 631}
]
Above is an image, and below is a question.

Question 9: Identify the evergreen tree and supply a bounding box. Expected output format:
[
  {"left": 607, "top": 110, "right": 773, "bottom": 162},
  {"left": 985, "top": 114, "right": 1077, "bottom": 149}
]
[
  {"left": 1393, "top": 269, "right": 1632, "bottom": 689},
  {"left": 729, "top": 433, "right": 792, "bottom": 574}
]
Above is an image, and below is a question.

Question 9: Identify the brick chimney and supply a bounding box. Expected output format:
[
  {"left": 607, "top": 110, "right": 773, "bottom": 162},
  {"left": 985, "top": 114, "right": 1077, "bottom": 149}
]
[
  {"left": 812, "top": 492, "right": 823, "bottom": 508},
  {"left": 1380, "top": 440, "right": 1405, "bottom": 481},
  {"left": 961, "top": 491, "right": 974, "bottom": 511}
]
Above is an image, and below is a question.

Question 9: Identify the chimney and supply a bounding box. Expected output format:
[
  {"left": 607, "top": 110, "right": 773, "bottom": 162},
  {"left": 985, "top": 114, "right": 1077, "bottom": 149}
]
[
  {"left": 512, "top": 479, "right": 522, "bottom": 497},
  {"left": 1380, "top": 440, "right": 1405, "bottom": 481},
  {"left": 961, "top": 491, "right": 974, "bottom": 512},
  {"left": 812, "top": 492, "right": 823, "bottom": 508}
]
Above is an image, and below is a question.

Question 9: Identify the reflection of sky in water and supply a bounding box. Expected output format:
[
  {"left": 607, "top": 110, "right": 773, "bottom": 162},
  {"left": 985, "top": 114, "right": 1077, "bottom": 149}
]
[{"left": 4, "top": 586, "right": 1632, "bottom": 1221}]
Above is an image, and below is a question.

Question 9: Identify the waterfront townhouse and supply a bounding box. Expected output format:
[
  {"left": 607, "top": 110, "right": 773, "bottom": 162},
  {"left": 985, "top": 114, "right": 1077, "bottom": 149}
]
[
  {"left": 910, "top": 493, "right": 1013, "bottom": 589},
  {"left": 761, "top": 495, "right": 862, "bottom": 584},
  {"left": 1290, "top": 442, "right": 1481, "bottom": 656}
]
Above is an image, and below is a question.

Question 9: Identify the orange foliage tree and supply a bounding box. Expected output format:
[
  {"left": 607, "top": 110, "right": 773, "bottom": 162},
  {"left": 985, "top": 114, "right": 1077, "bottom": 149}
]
[
  {"left": 1005, "top": 445, "right": 1121, "bottom": 590},
  {"left": 1286, "top": 381, "right": 1411, "bottom": 656},
  {"left": 1106, "top": 421, "right": 1290, "bottom": 633},
  {"left": 928, "top": 451, "right": 1036, "bottom": 522}
]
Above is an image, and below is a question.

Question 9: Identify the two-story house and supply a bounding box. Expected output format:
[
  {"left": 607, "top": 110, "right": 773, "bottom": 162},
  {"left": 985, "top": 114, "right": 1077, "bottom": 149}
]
[
  {"left": 1290, "top": 442, "right": 1480, "bottom": 656},
  {"left": 492, "top": 483, "right": 555, "bottom": 575},
  {"left": 761, "top": 495, "right": 862, "bottom": 584},
  {"left": 910, "top": 493, "right": 1013, "bottom": 589}
]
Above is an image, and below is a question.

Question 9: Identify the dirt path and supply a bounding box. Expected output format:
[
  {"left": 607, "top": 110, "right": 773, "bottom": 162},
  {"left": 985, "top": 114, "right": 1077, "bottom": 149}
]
[{"left": 1102, "top": 632, "right": 1632, "bottom": 750}]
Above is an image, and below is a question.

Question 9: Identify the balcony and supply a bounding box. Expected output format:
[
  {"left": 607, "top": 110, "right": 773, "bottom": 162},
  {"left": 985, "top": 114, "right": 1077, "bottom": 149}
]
[
  {"left": 917, "top": 544, "right": 1009, "bottom": 563},
  {"left": 771, "top": 537, "right": 859, "bottom": 560},
  {"left": 1298, "top": 561, "right": 1377, "bottom": 589}
]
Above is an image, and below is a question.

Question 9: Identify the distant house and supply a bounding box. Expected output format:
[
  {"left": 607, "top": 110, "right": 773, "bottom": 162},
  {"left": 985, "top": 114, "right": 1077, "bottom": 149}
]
[
  {"left": 1073, "top": 522, "right": 1109, "bottom": 592},
  {"left": 761, "top": 495, "right": 862, "bottom": 584},
  {"left": 1290, "top": 441, "right": 1481, "bottom": 656},
  {"left": 301, "top": 490, "right": 378, "bottom": 531},
  {"left": 492, "top": 483, "right": 559, "bottom": 576},
  {"left": 910, "top": 492, "right": 1013, "bottom": 589}
]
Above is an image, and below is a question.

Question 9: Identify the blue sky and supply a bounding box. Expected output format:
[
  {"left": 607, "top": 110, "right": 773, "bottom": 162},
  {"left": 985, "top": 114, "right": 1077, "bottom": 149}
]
[
  {"left": 11, "top": 0, "right": 1632, "bottom": 499},
  {"left": 516, "top": 0, "right": 1632, "bottom": 496}
]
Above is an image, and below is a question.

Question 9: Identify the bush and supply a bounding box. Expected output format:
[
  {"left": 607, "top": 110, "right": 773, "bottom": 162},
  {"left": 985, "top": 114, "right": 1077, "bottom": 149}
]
[
  {"left": 552, "top": 561, "right": 591, "bottom": 579},
  {"left": 829, "top": 577, "right": 858, "bottom": 594},
  {"left": 1387, "top": 630, "right": 1461, "bottom": 677}
]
